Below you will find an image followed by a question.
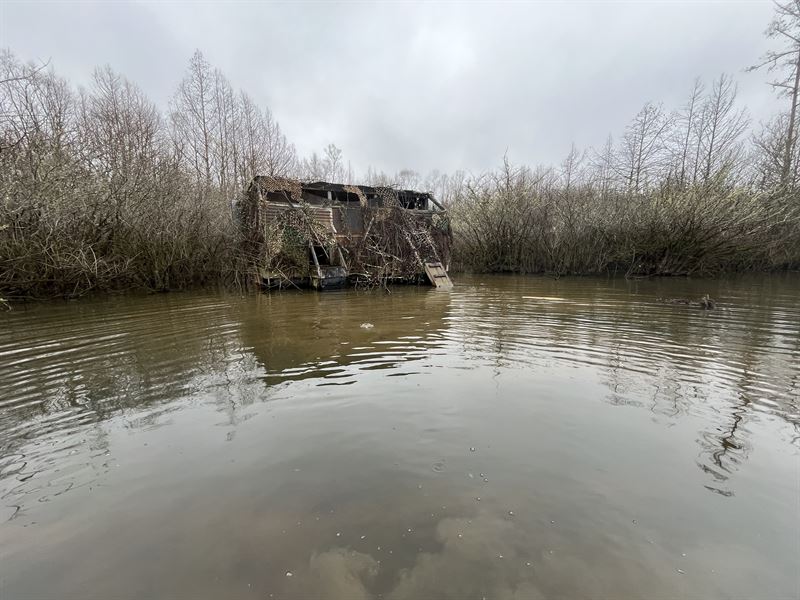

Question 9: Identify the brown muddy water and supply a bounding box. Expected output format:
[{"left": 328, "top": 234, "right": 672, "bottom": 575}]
[{"left": 0, "top": 275, "right": 798, "bottom": 599}]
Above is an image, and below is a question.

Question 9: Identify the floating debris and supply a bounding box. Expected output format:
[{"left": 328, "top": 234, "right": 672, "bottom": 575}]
[
  {"left": 657, "top": 295, "right": 716, "bottom": 310},
  {"left": 285, "top": 572, "right": 293, "bottom": 577},
  {"left": 360, "top": 323, "right": 375, "bottom": 329}
]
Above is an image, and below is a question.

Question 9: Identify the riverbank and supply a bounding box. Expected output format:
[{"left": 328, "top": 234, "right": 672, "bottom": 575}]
[{"left": 2, "top": 186, "right": 798, "bottom": 304}]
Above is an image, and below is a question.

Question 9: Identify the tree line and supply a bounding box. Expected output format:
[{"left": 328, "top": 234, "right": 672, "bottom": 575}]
[
  {"left": 448, "top": 2, "right": 800, "bottom": 275},
  {"left": 1, "top": 2, "right": 799, "bottom": 298}
]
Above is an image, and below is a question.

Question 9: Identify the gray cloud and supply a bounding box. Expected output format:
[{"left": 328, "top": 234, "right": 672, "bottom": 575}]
[
  {"left": 282, "top": 514, "right": 547, "bottom": 600},
  {"left": 1, "top": 1, "right": 780, "bottom": 174},
  {"left": 281, "top": 511, "right": 781, "bottom": 600}
]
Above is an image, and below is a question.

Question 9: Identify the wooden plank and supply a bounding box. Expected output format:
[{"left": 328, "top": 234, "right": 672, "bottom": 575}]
[{"left": 424, "top": 261, "right": 453, "bottom": 289}]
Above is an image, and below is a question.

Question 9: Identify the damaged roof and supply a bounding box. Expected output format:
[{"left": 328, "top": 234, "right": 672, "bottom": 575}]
[{"left": 250, "top": 176, "right": 436, "bottom": 201}]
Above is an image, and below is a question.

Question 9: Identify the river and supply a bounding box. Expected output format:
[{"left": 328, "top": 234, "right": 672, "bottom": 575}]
[{"left": 1, "top": 275, "right": 798, "bottom": 599}]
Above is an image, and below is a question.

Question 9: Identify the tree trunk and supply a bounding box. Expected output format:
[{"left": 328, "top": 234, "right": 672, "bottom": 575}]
[{"left": 781, "top": 48, "right": 800, "bottom": 189}]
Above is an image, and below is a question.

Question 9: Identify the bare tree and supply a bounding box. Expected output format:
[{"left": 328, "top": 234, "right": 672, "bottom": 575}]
[
  {"left": 236, "top": 91, "right": 263, "bottom": 185},
  {"left": 396, "top": 169, "right": 421, "bottom": 190},
  {"left": 362, "top": 165, "right": 392, "bottom": 187},
  {"left": 262, "top": 106, "right": 296, "bottom": 178},
  {"left": 559, "top": 143, "right": 586, "bottom": 192},
  {"left": 78, "top": 66, "right": 162, "bottom": 187},
  {"left": 669, "top": 78, "right": 705, "bottom": 187},
  {"left": 302, "top": 151, "right": 325, "bottom": 180},
  {"left": 589, "top": 134, "right": 617, "bottom": 199},
  {"left": 323, "top": 143, "right": 343, "bottom": 181},
  {"left": 749, "top": 0, "right": 800, "bottom": 189},
  {"left": 171, "top": 50, "right": 216, "bottom": 184},
  {"left": 753, "top": 112, "right": 800, "bottom": 188},
  {"left": 697, "top": 74, "right": 749, "bottom": 183},
  {"left": 0, "top": 52, "right": 77, "bottom": 185},
  {"left": 619, "top": 102, "right": 673, "bottom": 193},
  {"left": 0, "top": 51, "right": 52, "bottom": 153},
  {"left": 212, "top": 68, "right": 239, "bottom": 195}
]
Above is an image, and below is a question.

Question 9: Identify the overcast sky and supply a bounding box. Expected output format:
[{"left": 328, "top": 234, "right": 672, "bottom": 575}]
[{"left": 0, "top": 0, "right": 782, "bottom": 175}]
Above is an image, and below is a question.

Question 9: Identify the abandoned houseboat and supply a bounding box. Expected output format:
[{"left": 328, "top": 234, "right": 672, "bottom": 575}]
[{"left": 238, "top": 177, "right": 453, "bottom": 290}]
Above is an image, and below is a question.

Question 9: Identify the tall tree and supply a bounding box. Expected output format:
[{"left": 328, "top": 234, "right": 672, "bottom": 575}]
[
  {"left": 78, "top": 66, "right": 162, "bottom": 187},
  {"left": 749, "top": 0, "right": 800, "bottom": 189},
  {"left": 697, "top": 74, "right": 749, "bottom": 184},
  {"left": 212, "top": 68, "right": 239, "bottom": 195},
  {"left": 171, "top": 50, "right": 216, "bottom": 184},
  {"left": 619, "top": 102, "right": 672, "bottom": 193},
  {"left": 669, "top": 78, "right": 704, "bottom": 187},
  {"left": 261, "top": 106, "right": 296, "bottom": 178}
]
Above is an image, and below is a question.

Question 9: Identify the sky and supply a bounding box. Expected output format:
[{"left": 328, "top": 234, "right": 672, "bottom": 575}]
[{"left": 0, "top": 0, "right": 784, "bottom": 176}]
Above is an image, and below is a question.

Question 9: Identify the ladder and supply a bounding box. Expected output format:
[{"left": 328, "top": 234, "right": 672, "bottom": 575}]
[{"left": 424, "top": 261, "right": 453, "bottom": 289}]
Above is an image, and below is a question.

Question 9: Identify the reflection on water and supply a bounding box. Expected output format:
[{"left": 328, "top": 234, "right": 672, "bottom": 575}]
[{"left": 1, "top": 275, "right": 798, "bottom": 599}]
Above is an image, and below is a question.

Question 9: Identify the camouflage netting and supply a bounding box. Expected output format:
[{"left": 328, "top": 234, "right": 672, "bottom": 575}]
[
  {"left": 347, "top": 187, "right": 451, "bottom": 287},
  {"left": 342, "top": 184, "right": 368, "bottom": 207},
  {"left": 236, "top": 179, "right": 326, "bottom": 286},
  {"left": 262, "top": 204, "right": 337, "bottom": 279},
  {"left": 239, "top": 178, "right": 451, "bottom": 289},
  {"left": 255, "top": 177, "right": 303, "bottom": 201}
]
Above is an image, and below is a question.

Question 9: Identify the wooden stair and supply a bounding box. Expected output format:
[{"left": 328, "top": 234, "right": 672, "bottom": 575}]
[{"left": 424, "top": 262, "right": 453, "bottom": 289}]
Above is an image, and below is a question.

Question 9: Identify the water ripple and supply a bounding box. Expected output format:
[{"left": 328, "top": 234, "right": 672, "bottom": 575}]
[{"left": 1, "top": 276, "right": 798, "bottom": 513}]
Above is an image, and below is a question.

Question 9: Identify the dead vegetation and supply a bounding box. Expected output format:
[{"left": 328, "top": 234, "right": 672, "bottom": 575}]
[{"left": 450, "top": 160, "right": 799, "bottom": 277}]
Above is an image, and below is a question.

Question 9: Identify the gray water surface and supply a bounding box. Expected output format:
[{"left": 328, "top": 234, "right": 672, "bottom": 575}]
[{"left": 1, "top": 275, "right": 798, "bottom": 599}]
